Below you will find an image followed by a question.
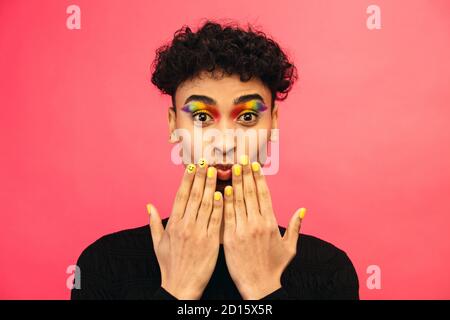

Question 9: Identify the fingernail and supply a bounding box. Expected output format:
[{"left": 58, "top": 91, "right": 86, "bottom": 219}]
[
  {"left": 214, "top": 191, "right": 222, "bottom": 201},
  {"left": 146, "top": 203, "right": 153, "bottom": 216},
  {"left": 198, "top": 158, "right": 207, "bottom": 168},
  {"left": 186, "top": 164, "right": 196, "bottom": 174},
  {"left": 297, "top": 207, "right": 307, "bottom": 219},
  {"left": 239, "top": 154, "right": 249, "bottom": 166},
  {"left": 225, "top": 185, "right": 233, "bottom": 196},
  {"left": 251, "top": 161, "right": 260, "bottom": 172},
  {"left": 233, "top": 164, "right": 241, "bottom": 176},
  {"left": 207, "top": 166, "right": 216, "bottom": 178}
]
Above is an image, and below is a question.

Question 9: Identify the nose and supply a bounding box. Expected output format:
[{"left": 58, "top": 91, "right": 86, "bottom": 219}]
[{"left": 211, "top": 130, "right": 236, "bottom": 164}]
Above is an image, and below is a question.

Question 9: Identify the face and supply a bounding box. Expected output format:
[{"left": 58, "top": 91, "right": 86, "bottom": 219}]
[{"left": 168, "top": 70, "right": 279, "bottom": 191}]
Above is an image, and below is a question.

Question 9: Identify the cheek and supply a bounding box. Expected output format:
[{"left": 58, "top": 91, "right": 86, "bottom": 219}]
[
  {"left": 258, "top": 114, "right": 273, "bottom": 129},
  {"left": 251, "top": 118, "right": 272, "bottom": 143},
  {"left": 176, "top": 112, "right": 192, "bottom": 127},
  {"left": 180, "top": 130, "right": 212, "bottom": 163},
  {"left": 252, "top": 118, "right": 272, "bottom": 163},
  {"left": 173, "top": 122, "right": 194, "bottom": 162},
  {"left": 237, "top": 126, "right": 271, "bottom": 164}
]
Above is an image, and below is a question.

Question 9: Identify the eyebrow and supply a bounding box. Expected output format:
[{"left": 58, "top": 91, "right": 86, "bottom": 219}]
[
  {"left": 234, "top": 94, "right": 266, "bottom": 105},
  {"left": 183, "top": 93, "right": 266, "bottom": 106},
  {"left": 183, "top": 95, "right": 214, "bottom": 105}
]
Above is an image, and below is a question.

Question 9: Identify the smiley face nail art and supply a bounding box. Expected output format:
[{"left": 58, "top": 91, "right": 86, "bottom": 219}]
[
  {"left": 186, "top": 164, "right": 196, "bottom": 174},
  {"left": 198, "top": 158, "right": 207, "bottom": 168}
]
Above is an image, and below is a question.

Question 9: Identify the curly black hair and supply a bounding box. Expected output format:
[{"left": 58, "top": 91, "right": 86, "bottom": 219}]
[{"left": 150, "top": 20, "right": 298, "bottom": 109}]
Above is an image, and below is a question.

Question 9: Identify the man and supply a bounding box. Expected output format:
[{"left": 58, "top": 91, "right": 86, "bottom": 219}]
[{"left": 72, "top": 20, "right": 359, "bottom": 300}]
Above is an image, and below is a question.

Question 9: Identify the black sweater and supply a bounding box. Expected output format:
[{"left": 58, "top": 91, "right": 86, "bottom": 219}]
[{"left": 71, "top": 217, "right": 359, "bottom": 300}]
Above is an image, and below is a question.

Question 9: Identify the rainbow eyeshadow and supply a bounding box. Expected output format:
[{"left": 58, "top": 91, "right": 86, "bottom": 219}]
[
  {"left": 230, "top": 100, "right": 268, "bottom": 119},
  {"left": 181, "top": 101, "right": 220, "bottom": 119}
]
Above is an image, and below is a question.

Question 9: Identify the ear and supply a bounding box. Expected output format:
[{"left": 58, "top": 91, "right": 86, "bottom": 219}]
[
  {"left": 168, "top": 106, "right": 178, "bottom": 143},
  {"left": 270, "top": 103, "right": 279, "bottom": 142}
]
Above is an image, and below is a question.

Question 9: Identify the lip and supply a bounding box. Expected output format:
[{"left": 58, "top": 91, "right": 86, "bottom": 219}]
[
  {"left": 214, "top": 164, "right": 233, "bottom": 170},
  {"left": 213, "top": 164, "right": 233, "bottom": 180}
]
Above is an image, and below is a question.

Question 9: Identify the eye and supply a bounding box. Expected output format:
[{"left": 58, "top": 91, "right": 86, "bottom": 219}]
[
  {"left": 237, "top": 112, "right": 259, "bottom": 125},
  {"left": 192, "top": 112, "right": 214, "bottom": 126}
]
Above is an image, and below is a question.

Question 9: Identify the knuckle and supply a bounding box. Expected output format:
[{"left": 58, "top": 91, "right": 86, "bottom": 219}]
[
  {"left": 175, "top": 191, "right": 187, "bottom": 203},
  {"left": 235, "top": 198, "right": 245, "bottom": 207},
  {"left": 235, "top": 230, "right": 247, "bottom": 242},
  {"left": 190, "top": 189, "right": 202, "bottom": 202},
  {"left": 269, "top": 225, "right": 279, "bottom": 236},
  {"left": 176, "top": 226, "right": 192, "bottom": 240},
  {"left": 200, "top": 199, "right": 212, "bottom": 211},
  {"left": 225, "top": 208, "right": 234, "bottom": 219},
  {"left": 166, "top": 222, "right": 175, "bottom": 234},
  {"left": 209, "top": 214, "right": 219, "bottom": 226},
  {"left": 244, "top": 187, "right": 256, "bottom": 197},
  {"left": 166, "top": 219, "right": 180, "bottom": 234},
  {"left": 249, "top": 225, "right": 263, "bottom": 237},
  {"left": 259, "top": 188, "right": 269, "bottom": 199},
  {"left": 196, "top": 168, "right": 206, "bottom": 178},
  {"left": 223, "top": 240, "right": 233, "bottom": 251},
  {"left": 263, "top": 219, "right": 273, "bottom": 230},
  {"left": 223, "top": 235, "right": 236, "bottom": 248}
]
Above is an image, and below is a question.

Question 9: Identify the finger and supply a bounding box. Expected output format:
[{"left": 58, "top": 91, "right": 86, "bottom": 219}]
[
  {"left": 147, "top": 203, "right": 164, "bottom": 247},
  {"left": 197, "top": 166, "right": 217, "bottom": 228},
  {"left": 240, "top": 154, "right": 260, "bottom": 220},
  {"left": 223, "top": 185, "right": 236, "bottom": 236},
  {"left": 251, "top": 161, "right": 277, "bottom": 224},
  {"left": 283, "top": 208, "right": 306, "bottom": 248},
  {"left": 183, "top": 158, "right": 208, "bottom": 221},
  {"left": 232, "top": 163, "right": 247, "bottom": 226},
  {"left": 166, "top": 163, "right": 196, "bottom": 229},
  {"left": 207, "top": 191, "right": 224, "bottom": 238}
]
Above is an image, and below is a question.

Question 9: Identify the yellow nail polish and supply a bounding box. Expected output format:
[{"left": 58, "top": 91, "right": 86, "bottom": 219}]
[
  {"left": 214, "top": 191, "right": 222, "bottom": 201},
  {"left": 186, "top": 164, "right": 196, "bottom": 174},
  {"left": 207, "top": 166, "right": 216, "bottom": 178},
  {"left": 198, "top": 158, "right": 207, "bottom": 168},
  {"left": 233, "top": 164, "right": 241, "bottom": 176},
  {"left": 251, "top": 161, "right": 260, "bottom": 172},
  {"left": 239, "top": 154, "right": 249, "bottom": 166},
  {"left": 225, "top": 185, "right": 233, "bottom": 196},
  {"left": 146, "top": 203, "right": 153, "bottom": 216},
  {"left": 297, "top": 207, "right": 307, "bottom": 219}
]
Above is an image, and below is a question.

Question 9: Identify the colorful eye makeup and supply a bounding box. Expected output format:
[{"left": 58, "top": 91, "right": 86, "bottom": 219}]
[
  {"left": 230, "top": 100, "right": 268, "bottom": 120},
  {"left": 181, "top": 99, "right": 268, "bottom": 126},
  {"left": 181, "top": 101, "right": 220, "bottom": 119}
]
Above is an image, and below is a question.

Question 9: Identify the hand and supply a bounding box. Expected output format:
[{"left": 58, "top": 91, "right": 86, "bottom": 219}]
[
  {"left": 147, "top": 160, "right": 223, "bottom": 299},
  {"left": 222, "top": 156, "right": 305, "bottom": 300}
]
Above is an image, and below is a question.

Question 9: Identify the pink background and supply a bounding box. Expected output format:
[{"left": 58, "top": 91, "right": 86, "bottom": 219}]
[{"left": 1, "top": 0, "right": 449, "bottom": 299}]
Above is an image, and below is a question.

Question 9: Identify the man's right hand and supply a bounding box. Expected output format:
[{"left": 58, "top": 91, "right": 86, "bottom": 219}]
[{"left": 147, "top": 160, "right": 223, "bottom": 300}]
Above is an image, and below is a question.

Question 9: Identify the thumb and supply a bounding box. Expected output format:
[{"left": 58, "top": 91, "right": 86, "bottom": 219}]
[
  {"left": 146, "top": 203, "right": 164, "bottom": 247},
  {"left": 283, "top": 207, "right": 306, "bottom": 247}
]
